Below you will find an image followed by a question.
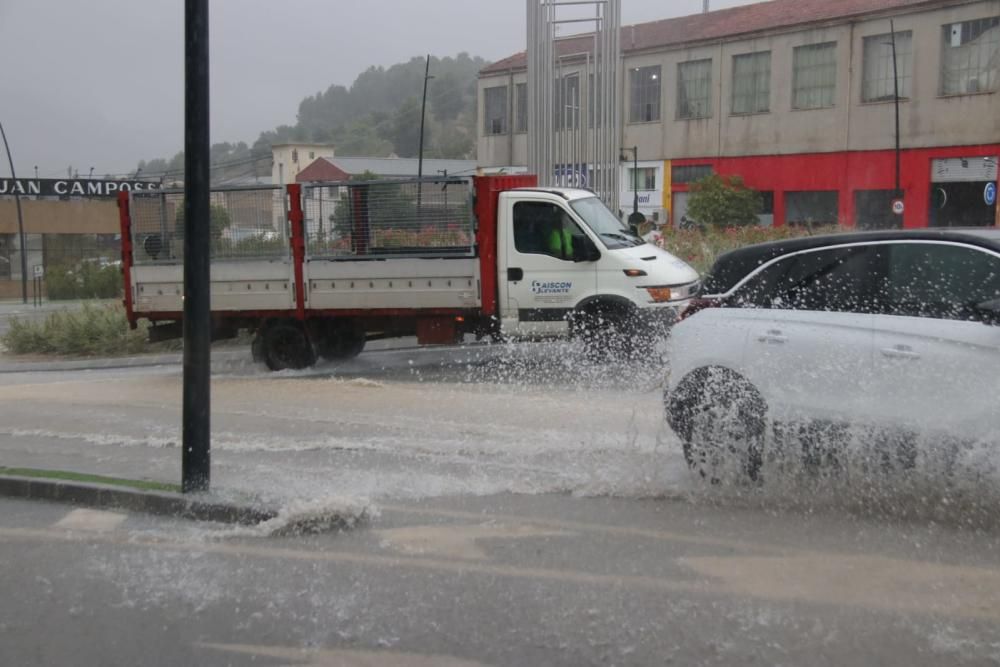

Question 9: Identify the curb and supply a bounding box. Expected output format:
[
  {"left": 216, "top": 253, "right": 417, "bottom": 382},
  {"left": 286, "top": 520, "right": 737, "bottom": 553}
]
[{"left": 0, "top": 475, "right": 278, "bottom": 525}]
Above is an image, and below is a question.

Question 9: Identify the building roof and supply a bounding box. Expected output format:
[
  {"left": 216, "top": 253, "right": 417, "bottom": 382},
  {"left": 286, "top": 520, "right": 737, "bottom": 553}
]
[
  {"left": 481, "top": 0, "right": 947, "bottom": 75},
  {"left": 296, "top": 156, "right": 479, "bottom": 181}
]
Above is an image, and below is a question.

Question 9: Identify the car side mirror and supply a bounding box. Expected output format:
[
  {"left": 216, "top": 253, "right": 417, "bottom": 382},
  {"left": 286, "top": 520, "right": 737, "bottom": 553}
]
[
  {"left": 974, "top": 298, "right": 1000, "bottom": 325},
  {"left": 574, "top": 238, "right": 600, "bottom": 263}
]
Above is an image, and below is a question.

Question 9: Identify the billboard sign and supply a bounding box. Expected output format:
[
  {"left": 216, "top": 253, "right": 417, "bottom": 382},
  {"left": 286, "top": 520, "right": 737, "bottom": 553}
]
[{"left": 0, "top": 178, "right": 161, "bottom": 198}]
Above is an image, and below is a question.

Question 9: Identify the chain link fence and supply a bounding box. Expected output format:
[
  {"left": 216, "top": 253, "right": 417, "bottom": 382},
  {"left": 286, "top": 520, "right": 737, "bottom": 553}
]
[
  {"left": 302, "top": 178, "right": 475, "bottom": 259},
  {"left": 129, "top": 186, "right": 288, "bottom": 264}
]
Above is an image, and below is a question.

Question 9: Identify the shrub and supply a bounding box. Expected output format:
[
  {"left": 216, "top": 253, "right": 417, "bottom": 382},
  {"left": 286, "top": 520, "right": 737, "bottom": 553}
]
[
  {"left": 655, "top": 224, "right": 843, "bottom": 274},
  {"left": 44, "top": 262, "right": 122, "bottom": 300},
  {"left": 2, "top": 303, "right": 148, "bottom": 356},
  {"left": 686, "top": 174, "right": 763, "bottom": 228}
]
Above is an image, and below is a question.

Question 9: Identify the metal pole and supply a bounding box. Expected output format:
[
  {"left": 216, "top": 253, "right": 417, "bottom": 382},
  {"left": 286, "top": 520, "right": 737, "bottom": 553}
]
[
  {"left": 890, "top": 20, "right": 901, "bottom": 199},
  {"left": 0, "top": 121, "right": 28, "bottom": 304},
  {"left": 182, "top": 0, "right": 211, "bottom": 493},
  {"left": 417, "top": 54, "right": 432, "bottom": 210}
]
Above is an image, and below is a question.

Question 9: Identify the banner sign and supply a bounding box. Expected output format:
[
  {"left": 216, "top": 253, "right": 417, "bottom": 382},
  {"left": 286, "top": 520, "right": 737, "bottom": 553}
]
[{"left": 0, "top": 178, "right": 161, "bottom": 198}]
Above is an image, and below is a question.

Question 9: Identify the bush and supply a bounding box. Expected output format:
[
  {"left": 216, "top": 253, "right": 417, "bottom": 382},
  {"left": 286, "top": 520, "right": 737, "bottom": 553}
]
[
  {"left": 45, "top": 262, "right": 123, "bottom": 300},
  {"left": 686, "top": 174, "right": 763, "bottom": 228},
  {"left": 655, "top": 224, "right": 843, "bottom": 274},
  {"left": 1, "top": 303, "right": 148, "bottom": 356}
]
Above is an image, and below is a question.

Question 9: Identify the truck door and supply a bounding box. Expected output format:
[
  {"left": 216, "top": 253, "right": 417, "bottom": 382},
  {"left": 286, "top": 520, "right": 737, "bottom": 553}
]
[{"left": 498, "top": 197, "right": 598, "bottom": 337}]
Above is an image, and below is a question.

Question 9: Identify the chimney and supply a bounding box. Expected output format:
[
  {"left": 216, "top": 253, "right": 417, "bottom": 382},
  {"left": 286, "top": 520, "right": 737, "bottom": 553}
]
[{"left": 703, "top": 1, "right": 710, "bottom": 12}]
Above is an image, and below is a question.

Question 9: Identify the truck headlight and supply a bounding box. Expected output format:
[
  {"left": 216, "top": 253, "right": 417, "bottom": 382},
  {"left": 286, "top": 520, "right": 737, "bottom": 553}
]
[{"left": 645, "top": 287, "right": 673, "bottom": 303}]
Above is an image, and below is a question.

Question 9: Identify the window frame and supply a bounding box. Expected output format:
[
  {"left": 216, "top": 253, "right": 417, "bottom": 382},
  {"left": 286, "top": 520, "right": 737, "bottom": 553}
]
[
  {"left": 861, "top": 31, "right": 913, "bottom": 103},
  {"left": 939, "top": 17, "right": 1000, "bottom": 96},
  {"left": 792, "top": 42, "right": 838, "bottom": 110},
  {"left": 483, "top": 85, "right": 509, "bottom": 136},
  {"left": 512, "top": 200, "right": 589, "bottom": 262},
  {"left": 731, "top": 51, "right": 771, "bottom": 115},
  {"left": 879, "top": 241, "right": 1000, "bottom": 321},
  {"left": 629, "top": 65, "right": 662, "bottom": 123},
  {"left": 677, "top": 58, "right": 714, "bottom": 120},
  {"left": 628, "top": 167, "right": 657, "bottom": 192}
]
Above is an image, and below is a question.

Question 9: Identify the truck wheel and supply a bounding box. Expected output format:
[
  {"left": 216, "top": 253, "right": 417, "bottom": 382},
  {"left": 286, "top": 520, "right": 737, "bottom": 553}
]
[
  {"left": 316, "top": 325, "right": 366, "bottom": 361},
  {"left": 669, "top": 368, "right": 766, "bottom": 483},
  {"left": 251, "top": 332, "right": 265, "bottom": 363},
  {"left": 263, "top": 321, "right": 316, "bottom": 371},
  {"left": 571, "top": 307, "right": 637, "bottom": 361}
]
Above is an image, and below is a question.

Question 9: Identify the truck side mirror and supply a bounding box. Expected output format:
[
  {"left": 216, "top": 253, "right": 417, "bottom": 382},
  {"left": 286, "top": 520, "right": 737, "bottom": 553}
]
[{"left": 574, "top": 238, "right": 600, "bottom": 263}]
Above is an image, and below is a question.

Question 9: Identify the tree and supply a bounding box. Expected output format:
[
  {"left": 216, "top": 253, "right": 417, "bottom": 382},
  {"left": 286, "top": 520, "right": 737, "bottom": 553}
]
[
  {"left": 686, "top": 174, "right": 763, "bottom": 228},
  {"left": 175, "top": 203, "right": 232, "bottom": 241}
]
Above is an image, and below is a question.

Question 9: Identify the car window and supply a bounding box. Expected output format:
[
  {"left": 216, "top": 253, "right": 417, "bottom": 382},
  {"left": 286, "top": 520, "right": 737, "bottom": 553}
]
[
  {"left": 513, "top": 201, "right": 587, "bottom": 261},
  {"left": 733, "top": 246, "right": 876, "bottom": 313},
  {"left": 879, "top": 243, "right": 1000, "bottom": 321}
]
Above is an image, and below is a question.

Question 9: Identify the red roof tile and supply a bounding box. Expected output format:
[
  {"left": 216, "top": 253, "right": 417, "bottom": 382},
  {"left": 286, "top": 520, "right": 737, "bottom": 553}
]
[
  {"left": 296, "top": 158, "right": 350, "bottom": 183},
  {"left": 481, "top": 0, "right": 947, "bottom": 75}
]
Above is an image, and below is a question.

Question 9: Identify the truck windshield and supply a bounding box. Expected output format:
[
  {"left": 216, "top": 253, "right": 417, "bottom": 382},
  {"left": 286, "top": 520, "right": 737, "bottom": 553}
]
[{"left": 569, "top": 196, "right": 644, "bottom": 249}]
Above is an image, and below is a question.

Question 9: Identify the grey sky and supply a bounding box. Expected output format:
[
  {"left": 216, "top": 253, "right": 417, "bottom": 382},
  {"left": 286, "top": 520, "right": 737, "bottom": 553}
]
[{"left": 0, "top": 0, "right": 760, "bottom": 177}]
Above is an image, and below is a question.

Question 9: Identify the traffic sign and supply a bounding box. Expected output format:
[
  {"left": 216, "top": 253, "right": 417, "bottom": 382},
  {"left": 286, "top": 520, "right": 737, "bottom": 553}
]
[
  {"left": 891, "top": 199, "right": 905, "bottom": 215},
  {"left": 32, "top": 264, "right": 44, "bottom": 278},
  {"left": 986, "top": 182, "right": 997, "bottom": 207}
]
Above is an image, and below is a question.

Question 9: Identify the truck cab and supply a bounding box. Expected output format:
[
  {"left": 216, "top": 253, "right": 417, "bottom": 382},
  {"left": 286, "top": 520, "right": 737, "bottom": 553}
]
[{"left": 496, "top": 187, "right": 700, "bottom": 341}]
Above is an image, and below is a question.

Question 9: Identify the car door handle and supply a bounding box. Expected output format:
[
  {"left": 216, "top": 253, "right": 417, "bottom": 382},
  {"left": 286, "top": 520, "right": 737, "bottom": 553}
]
[
  {"left": 507, "top": 267, "right": 524, "bottom": 282},
  {"left": 881, "top": 344, "right": 920, "bottom": 360},
  {"left": 757, "top": 329, "right": 788, "bottom": 344}
]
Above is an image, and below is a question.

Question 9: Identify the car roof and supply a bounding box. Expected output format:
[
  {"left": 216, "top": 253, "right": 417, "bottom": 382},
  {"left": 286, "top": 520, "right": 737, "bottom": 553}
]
[{"left": 703, "top": 228, "right": 1000, "bottom": 294}]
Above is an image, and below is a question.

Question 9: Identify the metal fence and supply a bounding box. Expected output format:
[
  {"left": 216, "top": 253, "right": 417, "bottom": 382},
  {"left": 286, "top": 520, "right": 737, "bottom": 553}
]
[
  {"left": 129, "top": 186, "right": 288, "bottom": 264},
  {"left": 302, "top": 178, "right": 475, "bottom": 259}
]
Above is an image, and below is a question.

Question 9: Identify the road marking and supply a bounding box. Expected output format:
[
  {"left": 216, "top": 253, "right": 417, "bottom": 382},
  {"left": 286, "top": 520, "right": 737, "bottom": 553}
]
[
  {"left": 379, "top": 503, "right": 786, "bottom": 555},
  {"left": 376, "top": 523, "right": 574, "bottom": 560},
  {"left": 53, "top": 508, "right": 127, "bottom": 532},
  {"left": 680, "top": 553, "right": 1000, "bottom": 620},
  {"left": 197, "top": 642, "right": 490, "bottom": 667},
  {"left": 4, "top": 524, "right": 1000, "bottom": 621}
]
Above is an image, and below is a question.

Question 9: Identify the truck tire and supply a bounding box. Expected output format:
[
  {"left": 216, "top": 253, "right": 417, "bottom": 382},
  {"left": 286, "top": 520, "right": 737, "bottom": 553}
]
[
  {"left": 315, "top": 323, "right": 366, "bottom": 361},
  {"left": 571, "top": 305, "right": 637, "bottom": 361},
  {"left": 262, "top": 321, "right": 316, "bottom": 371}
]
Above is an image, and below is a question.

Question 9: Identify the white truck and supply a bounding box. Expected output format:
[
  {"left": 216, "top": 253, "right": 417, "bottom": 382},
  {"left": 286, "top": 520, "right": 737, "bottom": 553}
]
[{"left": 118, "top": 174, "right": 699, "bottom": 370}]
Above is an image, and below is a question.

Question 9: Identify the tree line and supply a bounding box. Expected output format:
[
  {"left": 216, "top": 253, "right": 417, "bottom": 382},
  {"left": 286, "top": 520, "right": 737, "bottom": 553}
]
[{"left": 135, "top": 53, "right": 485, "bottom": 183}]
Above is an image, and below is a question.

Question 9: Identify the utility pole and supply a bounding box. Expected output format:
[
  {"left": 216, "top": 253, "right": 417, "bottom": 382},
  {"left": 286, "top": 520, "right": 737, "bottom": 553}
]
[
  {"left": 182, "top": 0, "right": 211, "bottom": 493},
  {"left": 890, "top": 20, "right": 902, "bottom": 200},
  {"left": 417, "top": 54, "right": 433, "bottom": 211},
  {"left": 0, "top": 121, "right": 28, "bottom": 304},
  {"left": 621, "top": 146, "right": 644, "bottom": 229}
]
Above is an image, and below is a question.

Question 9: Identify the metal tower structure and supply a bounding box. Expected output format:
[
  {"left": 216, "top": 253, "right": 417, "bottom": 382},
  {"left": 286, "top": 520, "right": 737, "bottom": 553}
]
[{"left": 527, "top": 0, "right": 621, "bottom": 213}]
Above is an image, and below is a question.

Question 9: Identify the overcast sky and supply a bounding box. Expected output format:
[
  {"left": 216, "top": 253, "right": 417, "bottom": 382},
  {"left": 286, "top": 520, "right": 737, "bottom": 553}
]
[{"left": 0, "top": 0, "right": 760, "bottom": 177}]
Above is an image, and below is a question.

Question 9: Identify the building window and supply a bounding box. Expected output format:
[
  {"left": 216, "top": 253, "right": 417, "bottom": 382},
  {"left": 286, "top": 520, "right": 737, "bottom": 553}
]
[
  {"left": 292, "top": 149, "right": 299, "bottom": 164},
  {"left": 792, "top": 42, "right": 838, "bottom": 109},
  {"left": 785, "top": 191, "right": 839, "bottom": 226},
  {"left": 629, "top": 66, "right": 661, "bottom": 123},
  {"left": 515, "top": 83, "right": 527, "bottom": 133},
  {"left": 628, "top": 167, "right": 657, "bottom": 191},
  {"left": 941, "top": 18, "right": 1000, "bottom": 95},
  {"left": 671, "top": 164, "right": 713, "bottom": 184},
  {"left": 309, "top": 151, "right": 315, "bottom": 160},
  {"left": 483, "top": 86, "right": 508, "bottom": 135},
  {"left": 554, "top": 74, "right": 580, "bottom": 130},
  {"left": 862, "top": 31, "right": 913, "bottom": 102},
  {"left": 855, "top": 190, "right": 903, "bottom": 230},
  {"left": 677, "top": 59, "right": 713, "bottom": 119},
  {"left": 732, "top": 51, "right": 771, "bottom": 114}
]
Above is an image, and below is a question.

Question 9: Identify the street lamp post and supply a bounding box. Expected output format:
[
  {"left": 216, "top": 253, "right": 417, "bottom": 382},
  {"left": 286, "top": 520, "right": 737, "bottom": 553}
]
[
  {"left": 620, "top": 146, "right": 645, "bottom": 231},
  {"left": 0, "top": 121, "right": 29, "bottom": 304}
]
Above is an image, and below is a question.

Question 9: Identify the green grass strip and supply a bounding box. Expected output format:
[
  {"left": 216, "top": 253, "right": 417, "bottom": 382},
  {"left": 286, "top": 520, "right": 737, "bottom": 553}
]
[{"left": 0, "top": 467, "right": 181, "bottom": 493}]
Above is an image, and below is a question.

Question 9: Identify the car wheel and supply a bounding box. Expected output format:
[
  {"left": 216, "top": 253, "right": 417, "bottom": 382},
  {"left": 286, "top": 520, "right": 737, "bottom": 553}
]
[
  {"left": 669, "top": 368, "right": 766, "bottom": 483},
  {"left": 263, "top": 321, "right": 316, "bottom": 371}
]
